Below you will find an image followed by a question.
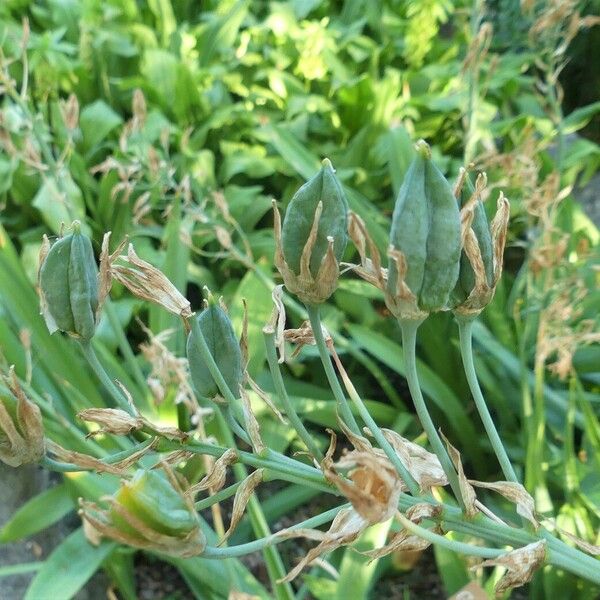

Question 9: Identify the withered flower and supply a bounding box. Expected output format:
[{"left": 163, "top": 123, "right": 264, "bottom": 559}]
[
  {"left": 0, "top": 368, "right": 44, "bottom": 467},
  {"left": 106, "top": 240, "right": 192, "bottom": 319},
  {"left": 80, "top": 467, "right": 205, "bottom": 557}
]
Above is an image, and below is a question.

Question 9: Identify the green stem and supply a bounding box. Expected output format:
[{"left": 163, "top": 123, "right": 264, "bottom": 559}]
[
  {"left": 399, "top": 320, "right": 464, "bottom": 509},
  {"left": 195, "top": 481, "right": 242, "bottom": 511},
  {"left": 103, "top": 300, "right": 149, "bottom": 404},
  {"left": 214, "top": 408, "right": 295, "bottom": 600},
  {"left": 264, "top": 331, "right": 323, "bottom": 461},
  {"left": 305, "top": 304, "right": 360, "bottom": 433},
  {"left": 79, "top": 341, "right": 133, "bottom": 414},
  {"left": 202, "top": 505, "right": 346, "bottom": 559},
  {"left": 397, "top": 511, "right": 503, "bottom": 559},
  {"left": 458, "top": 318, "right": 518, "bottom": 483},
  {"left": 41, "top": 439, "right": 155, "bottom": 472},
  {"left": 187, "top": 315, "right": 293, "bottom": 598}
]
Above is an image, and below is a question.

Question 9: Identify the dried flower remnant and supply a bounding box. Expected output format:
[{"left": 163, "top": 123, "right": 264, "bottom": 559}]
[
  {"left": 220, "top": 469, "right": 264, "bottom": 543},
  {"left": 473, "top": 540, "right": 546, "bottom": 597},
  {"left": 109, "top": 243, "right": 192, "bottom": 319},
  {"left": 276, "top": 507, "right": 369, "bottom": 583},
  {"left": 362, "top": 504, "right": 442, "bottom": 561},
  {"left": 441, "top": 432, "right": 477, "bottom": 518},
  {"left": 274, "top": 159, "right": 348, "bottom": 305},
  {"left": 322, "top": 430, "right": 403, "bottom": 524},
  {"left": 0, "top": 368, "right": 44, "bottom": 467},
  {"left": 77, "top": 408, "right": 143, "bottom": 437},
  {"left": 188, "top": 448, "right": 238, "bottom": 496},
  {"left": 80, "top": 467, "right": 205, "bottom": 558},
  {"left": 469, "top": 479, "right": 538, "bottom": 529}
]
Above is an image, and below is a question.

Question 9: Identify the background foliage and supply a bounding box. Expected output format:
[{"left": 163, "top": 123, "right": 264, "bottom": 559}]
[{"left": 0, "top": 0, "right": 599, "bottom": 598}]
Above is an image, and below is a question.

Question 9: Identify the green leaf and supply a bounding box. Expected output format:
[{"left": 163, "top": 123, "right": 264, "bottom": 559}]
[
  {"left": 25, "top": 528, "right": 116, "bottom": 600},
  {"left": 79, "top": 100, "right": 123, "bottom": 151},
  {"left": 0, "top": 484, "right": 74, "bottom": 543},
  {"left": 32, "top": 175, "right": 87, "bottom": 235},
  {"left": 562, "top": 101, "right": 600, "bottom": 134}
]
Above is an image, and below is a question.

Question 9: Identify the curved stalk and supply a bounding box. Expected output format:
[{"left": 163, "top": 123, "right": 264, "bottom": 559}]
[
  {"left": 305, "top": 304, "right": 360, "bottom": 433},
  {"left": 264, "top": 331, "right": 323, "bottom": 461},
  {"left": 458, "top": 318, "right": 518, "bottom": 482},
  {"left": 307, "top": 305, "right": 421, "bottom": 496},
  {"left": 399, "top": 320, "right": 464, "bottom": 508},
  {"left": 79, "top": 341, "right": 133, "bottom": 414},
  {"left": 202, "top": 505, "right": 345, "bottom": 559}
]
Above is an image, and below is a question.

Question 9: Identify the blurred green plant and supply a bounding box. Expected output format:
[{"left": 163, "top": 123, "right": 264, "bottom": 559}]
[{"left": 0, "top": 1, "right": 599, "bottom": 598}]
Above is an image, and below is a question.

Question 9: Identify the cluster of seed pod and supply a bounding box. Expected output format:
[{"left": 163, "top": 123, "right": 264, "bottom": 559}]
[{"left": 274, "top": 139, "right": 509, "bottom": 324}]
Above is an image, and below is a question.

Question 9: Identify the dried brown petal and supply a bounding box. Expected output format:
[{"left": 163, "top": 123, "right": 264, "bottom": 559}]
[
  {"left": 112, "top": 244, "right": 192, "bottom": 318},
  {"left": 263, "top": 285, "right": 286, "bottom": 362},
  {"left": 557, "top": 528, "right": 600, "bottom": 555},
  {"left": 473, "top": 540, "right": 546, "bottom": 597},
  {"left": 0, "top": 369, "right": 45, "bottom": 467},
  {"left": 381, "top": 429, "right": 448, "bottom": 492},
  {"left": 276, "top": 507, "right": 368, "bottom": 583},
  {"left": 246, "top": 376, "right": 286, "bottom": 424},
  {"left": 189, "top": 448, "right": 238, "bottom": 496},
  {"left": 441, "top": 431, "right": 477, "bottom": 517},
  {"left": 78, "top": 408, "right": 143, "bottom": 437},
  {"left": 240, "top": 387, "right": 265, "bottom": 454},
  {"left": 469, "top": 479, "right": 538, "bottom": 528},
  {"left": 220, "top": 469, "right": 264, "bottom": 543}
]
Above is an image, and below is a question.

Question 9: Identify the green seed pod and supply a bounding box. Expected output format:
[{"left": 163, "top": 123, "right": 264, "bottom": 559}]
[
  {"left": 386, "top": 141, "right": 461, "bottom": 321},
  {"left": 39, "top": 222, "right": 98, "bottom": 341},
  {"left": 274, "top": 159, "right": 348, "bottom": 305},
  {"left": 80, "top": 468, "right": 205, "bottom": 557},
  {"left": 453, "top": 174, "right": 494, "bottom": 307},
  {"left": 0, "top": 370, "right": 44, "bottom": 468},
  {"left": 452, "top": 171, "right": 511, "bottom": 318},
  {"left": 187, "top": 302, "right": 243, "bottom": 399}
]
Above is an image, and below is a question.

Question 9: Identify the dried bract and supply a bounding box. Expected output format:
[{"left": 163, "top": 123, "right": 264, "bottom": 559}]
[
  {"left": 111, "top": 244, "right": 192, "bottom": 319},
  {"left": 473, "top": 541, "right": 546, "bottom": 597},
  {"left": 0, "top": 368, "right": 44, "bottom": 467}
]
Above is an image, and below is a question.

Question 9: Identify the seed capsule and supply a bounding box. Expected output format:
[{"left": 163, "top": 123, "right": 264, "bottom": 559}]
[
  {"left": 386, "top": 141, "right": 461, "bottom": 321},
  {"left": 186, "top": 302, "right": 243, "bottom": 399},
  {"left": 39, "top": 222, "right": 98, "bottom": 340},
  {"left": 452, "top": 170, "right": 510, "bottom": 318},
  {"left": 0, "top": 368, "right": 44, "bottom": 468},
  {"left": 274, "top": 159, "right": 348, "bottom": 305},
  {"left": 80, "top": 468, "right": 205, "bottom": 557}
]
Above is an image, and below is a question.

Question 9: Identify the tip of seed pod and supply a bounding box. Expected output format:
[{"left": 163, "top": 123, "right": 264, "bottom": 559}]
[
  {"left": 71, "top": 220, "right": 82, "bottom": 234},
  {"left": 414, "top": 140, "right": 431, "bottom": 160},
  {"left": 321, "top": 158, "right": 335, "bottom": 172}
]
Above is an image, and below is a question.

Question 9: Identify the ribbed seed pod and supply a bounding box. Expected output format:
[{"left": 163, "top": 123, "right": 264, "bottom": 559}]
[
  {"left": 39, "top": 222, "right": 98, "bottom": 341},
  {"left": 186, "top": 303, "right": 243, "bottom": 399},
  {"left": 274, "top": 159, "right": 348, "bottom": 305},
  {"left": 452, "top": 170, "right": 510, "bottom": 318},
  {"left": 386, "top": 141, "right": 461, "bottom": 321},
  {"left": 80, "top": 469, "right": 205, "bottom": 558},
  {"left": 453, "top": 174, "right": 494, "bottom": 306}
]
